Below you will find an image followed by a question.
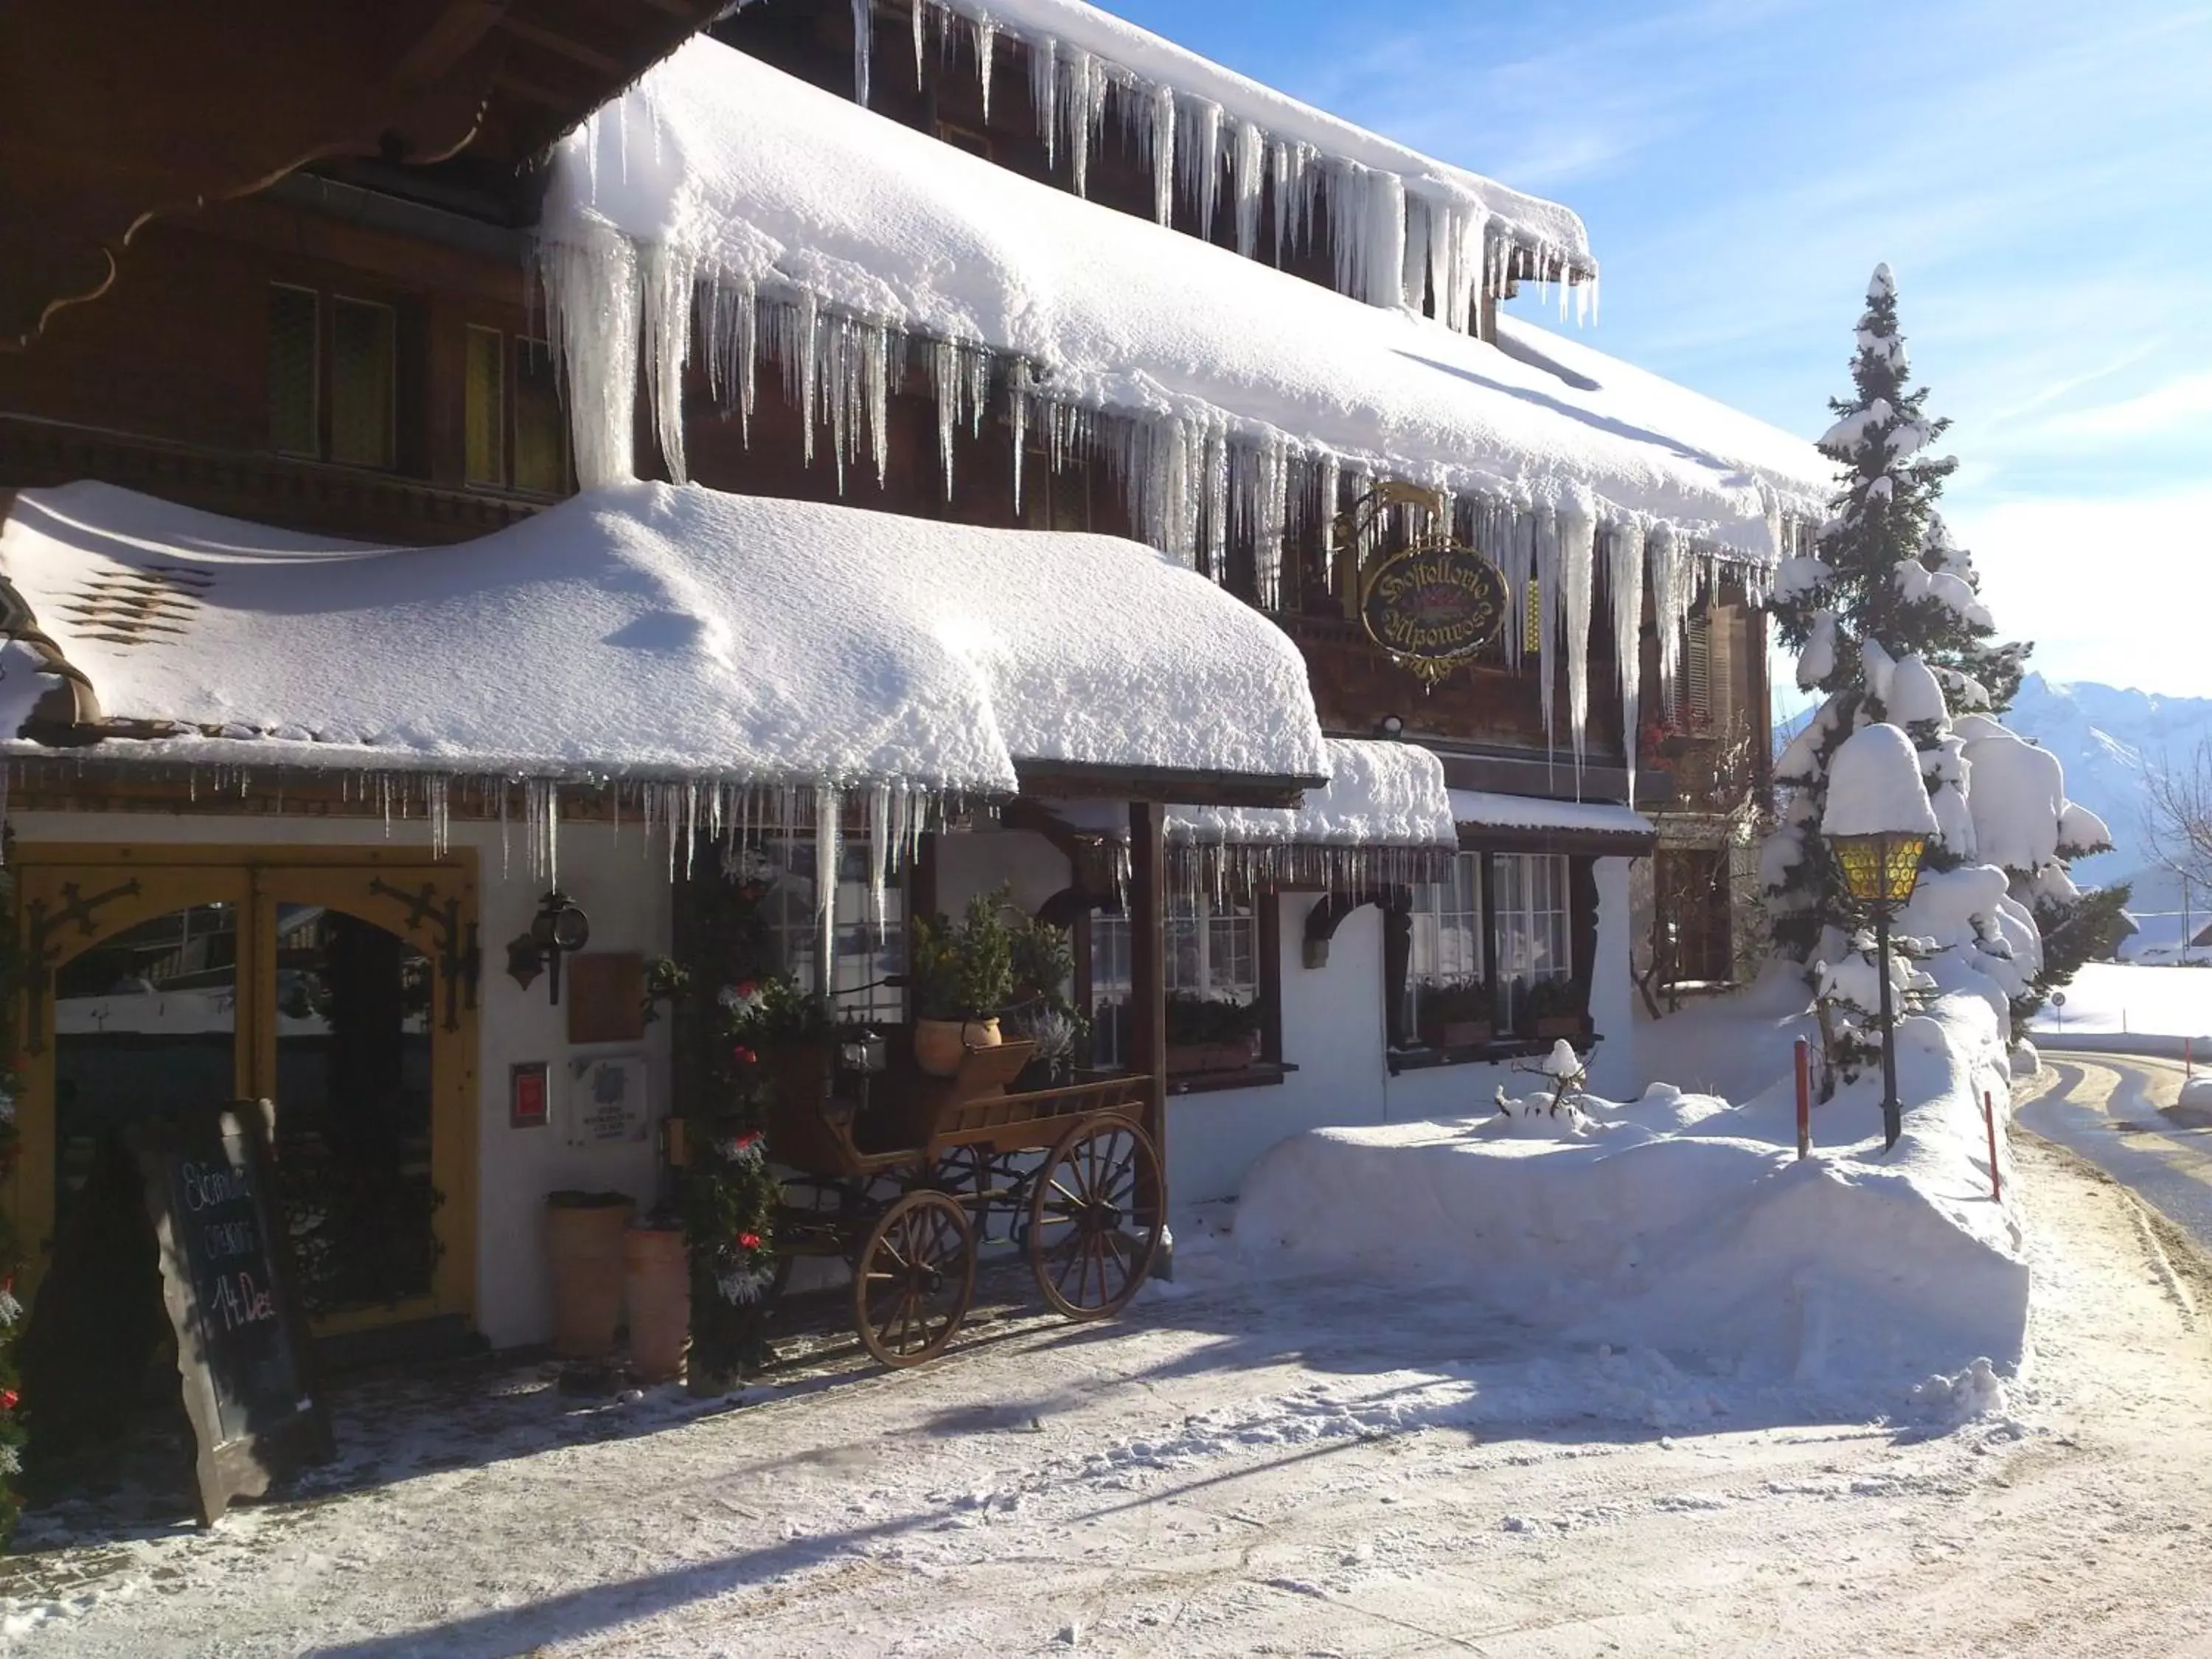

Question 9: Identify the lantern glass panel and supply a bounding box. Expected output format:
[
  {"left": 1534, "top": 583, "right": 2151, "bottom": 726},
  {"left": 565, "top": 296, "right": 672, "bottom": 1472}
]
[
  {"left": 1833, "top": 837, "right": 1885, "bottom": 902},
  {"left": 1881, "top": 835, "right": 1929, "bottom": 904}
]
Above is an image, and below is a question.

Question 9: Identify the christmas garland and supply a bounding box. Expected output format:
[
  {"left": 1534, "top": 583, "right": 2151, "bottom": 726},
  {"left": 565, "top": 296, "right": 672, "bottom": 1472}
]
[
  {"left": 0, "top": 860, "right": 26, "bottom": 1544},
  {"left": 656, "top": 844, "right": 831, "bottom": 1390}
]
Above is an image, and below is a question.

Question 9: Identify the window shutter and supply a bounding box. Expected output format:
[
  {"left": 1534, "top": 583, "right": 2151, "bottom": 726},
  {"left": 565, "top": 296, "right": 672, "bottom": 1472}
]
[{"left": 1686, "top": 613, "right": 1713, "bottom": 726}]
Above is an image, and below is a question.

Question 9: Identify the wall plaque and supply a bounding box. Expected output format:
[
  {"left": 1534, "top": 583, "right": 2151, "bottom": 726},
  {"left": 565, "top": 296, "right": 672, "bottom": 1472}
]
[
  {"left": 1359, "top": 543, "right": 1509, "bottom": 687},
  {"left": 568, "top": 1055, "right": 650, "bottom": 1148}
]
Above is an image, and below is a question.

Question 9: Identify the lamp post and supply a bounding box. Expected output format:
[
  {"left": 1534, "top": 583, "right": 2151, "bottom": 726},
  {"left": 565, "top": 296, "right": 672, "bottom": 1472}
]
[{"left": 1820, "top": 723, "right": 1939, "bottom": 1152}]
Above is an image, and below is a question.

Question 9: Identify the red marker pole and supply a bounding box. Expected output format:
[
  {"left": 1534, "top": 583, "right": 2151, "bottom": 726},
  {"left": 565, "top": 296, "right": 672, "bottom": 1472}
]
[
  {"left": 1795, "top": 1036, "right": 1812, "bottom": 1161},
  {"left": 1984, "top": 1090, "right": 2002, "bottom": 1203}
]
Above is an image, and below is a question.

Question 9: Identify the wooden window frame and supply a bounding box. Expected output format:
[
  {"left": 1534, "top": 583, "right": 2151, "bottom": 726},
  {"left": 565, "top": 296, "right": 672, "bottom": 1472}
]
[
  {"left": 1385, "top": 851, "right": 1601, "bottom": 1072},
  {"left": 1074, "top": 894, "right": 1284, "bottom": 1093}
]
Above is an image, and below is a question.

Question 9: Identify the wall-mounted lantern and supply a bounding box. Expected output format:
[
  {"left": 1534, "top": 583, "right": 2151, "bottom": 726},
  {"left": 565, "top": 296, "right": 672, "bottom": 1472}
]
[{"left": 507, "top": 890, "right": 591, "bottom": 1004}]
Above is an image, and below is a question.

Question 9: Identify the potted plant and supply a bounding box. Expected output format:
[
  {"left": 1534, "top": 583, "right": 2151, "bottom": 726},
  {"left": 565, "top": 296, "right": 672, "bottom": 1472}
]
[
  {"left": 1008, "top": 1006, "right": 1079, "bottom": 1091},
  {"left": 1416, "top": 975, "right": 1494, "bottom": 1048},
  {"left": 1523, "top": 977, "right": 1590, "bottom": 1041},
  {"left": 544, "top": 1189, "right": 636, "bottom": 1359},
  {"left": 908, "top": 888, "right": 1017, "bottom": 1076},
  {"left": 1164, "top": 992, "right": 1262, "bottom": 1074}
]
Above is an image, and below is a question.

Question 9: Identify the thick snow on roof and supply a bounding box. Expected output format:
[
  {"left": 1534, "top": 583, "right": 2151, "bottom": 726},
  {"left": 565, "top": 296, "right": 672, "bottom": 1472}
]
[
  {"left": 1821, "top": 723, "right": 1941, "bottom": 839},
  {"left": 0, "top": 481, "right": 1326, "bottom": 793},
  {"left": 1447, "top": 788, "right": 1655, "bottom": 841},
  {"left": 540, "top": 38, "right": 1828, "bottom": 560},
  {"left": 1169, "top": 740, "right": 1455, "bottom": 850},
  {"left": 886, "top": 0, "right": 1593, "bottom": 291}
]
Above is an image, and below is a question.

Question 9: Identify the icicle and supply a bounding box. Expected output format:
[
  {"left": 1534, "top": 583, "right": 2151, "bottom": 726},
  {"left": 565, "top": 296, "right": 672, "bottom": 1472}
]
[
  {"left": 1533, "top": 504, "right": 1561, "bottom": 753},
  {"left": 1231, "top": 119, "right": 1265, "bottom": 257},
  {"left": 912, "top": 0, "right": 927, "bottom": 89},
  {"left": 1148, "top": 85, "right": 1176, "bottom": 225},
  {"left": 1316, "top": 452, "right": 1341, "bottom": 591},
  {"left": 866, "top": 782, "right": 891, "bottom": 940},
  {"left": 1558, "top": 489, "right": 1597, "bottom": 773},
  {"left": 973, "top": 17, "right": 995, "bottom": 122},
  {"left": 852, "top": 0, "right": 872, "bottom": 108},
  {"left": 863, "top": 321, "right": 891, "bottom": 487},
  {"left": 1029, "top": 35, "right": 1059, "bottom": 164},
  {"left": 1008, "top": 359, "right": 1031, "bottom": 512},
  {"left": 1401, "top": 192, "right": 1432, "bottom": 316},
  {"left": 1269, "top": 140, "right": 1314, "bottom": 264},
  {"left": 639, "top": 243, "right": 695, "bottom": 484},
  {"left": 1256, "top": 437, "right": 1290, "bottom": 611},
  {"left": 1202, "top": 422, "right": 1229, "bottom": 582},
  {"left": 1065, "top": 49, "right": 1103, "bottom": 197},
  {"left": 929, "top": 338, "right": 961, "bottom": 497},
  {"left": 535, "top": 233, "right": 640, "bottom": 490},
  {"left": 1181, "top": 98, "right": 1223, "bottom": 236},
  {"left": 1607, "top": 517, "right": 1647, "bottom": 801},
  {"left": 1649, "top": 522, "right": 1688, "bottom": 720},
  {"left": 700, "top": 273, "right": 759, "bottom": 441}
]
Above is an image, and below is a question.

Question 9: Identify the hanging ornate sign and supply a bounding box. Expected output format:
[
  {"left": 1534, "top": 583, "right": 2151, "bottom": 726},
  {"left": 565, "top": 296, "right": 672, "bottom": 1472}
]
[{"left": 1359, "top": 543, "right": 1509, "bottom": 688}]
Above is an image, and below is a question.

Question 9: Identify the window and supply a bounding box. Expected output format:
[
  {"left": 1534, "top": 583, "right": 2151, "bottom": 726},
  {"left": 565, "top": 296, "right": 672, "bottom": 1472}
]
[
  {"left": 268, "top": 285, "right": 319, "bottom": 457},
  {"left": 513, "top": 338, "right": 569, "bottom": 495},
  {"left": 756, "top": 835, "right": 906, "bottom": 1023},
  {"left": 1493, "top": 851, "right": 1572, "bottom": 1016},
  {"left": 1655, "top": 847, "right": 1732, "bottom": 986},
  {"left": 464, "top": 329, "right": 571, "bottom": 495},
  {"left": 1405, "top": 853, "right": 1484, "bottom": 1036},
  {"left": 464, "top": 325, "right": 505, "bottom": 486},
  {"left": 266, "top": 285, "right": 398, "bottom": 469},
  {"left": 1086, "top": 895, "right": 1270, "bottom": 1073}
]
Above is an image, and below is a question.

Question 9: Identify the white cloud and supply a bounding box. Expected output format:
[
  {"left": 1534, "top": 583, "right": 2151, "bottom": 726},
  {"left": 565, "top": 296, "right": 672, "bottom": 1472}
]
[
  {"left": 1948, "top": 491, "right": 2212, "bottom": 697},
  {"left": 2040, "top": 372, "right": 2212, "bottom": 440}
]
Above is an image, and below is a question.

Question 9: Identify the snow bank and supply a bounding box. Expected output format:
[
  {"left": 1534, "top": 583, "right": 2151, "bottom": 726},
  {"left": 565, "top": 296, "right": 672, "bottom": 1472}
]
[
  {"left": 2028, "top": 961, "right": 2212, "bottom": 1046},
  {"left": 1235, "top": 988, "right": 2026, "bottom": 1391},
  {"left": 0, "top": 480, "right": 1326, "bottom": 794}
]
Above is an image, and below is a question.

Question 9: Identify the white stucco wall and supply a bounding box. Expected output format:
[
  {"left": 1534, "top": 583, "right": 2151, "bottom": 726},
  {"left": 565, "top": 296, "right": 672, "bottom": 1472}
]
[
  {"left": 933, "top": 827, "right": 1074, "bottom": 917},
  {"left": 9, "top": 808, "right": 673, "bottom": 1351},
  {"left": 1166, "top": 856, "right": 1641, "bottom": 1206}
]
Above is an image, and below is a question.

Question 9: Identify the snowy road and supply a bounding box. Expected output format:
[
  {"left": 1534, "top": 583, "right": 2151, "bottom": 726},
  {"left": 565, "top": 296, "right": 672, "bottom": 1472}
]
[
  {"left": 9, "top": 1134, "right": 2212, "bottom": 1657},
  {"left": 2017, "top": 1051, "right": 2212, "bottom": 1253}
]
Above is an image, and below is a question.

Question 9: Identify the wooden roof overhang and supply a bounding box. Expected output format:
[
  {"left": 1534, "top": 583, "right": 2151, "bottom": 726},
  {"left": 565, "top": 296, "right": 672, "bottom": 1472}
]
[{"left": 0, "top": 0, "right": 726, "bottom": 351}]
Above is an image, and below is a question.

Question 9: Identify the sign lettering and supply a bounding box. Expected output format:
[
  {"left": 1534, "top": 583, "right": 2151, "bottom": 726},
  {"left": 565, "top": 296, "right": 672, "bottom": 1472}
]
[{"left": 1359, "top": 543, "right": 1509, "bottom": 685}]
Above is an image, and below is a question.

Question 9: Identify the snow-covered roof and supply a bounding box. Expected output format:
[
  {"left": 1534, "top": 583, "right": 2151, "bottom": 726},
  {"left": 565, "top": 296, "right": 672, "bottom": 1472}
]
[
  {"left": 1447, "top": 788, "right": 1655, "bottom": 847},
  {"left": 877, "top": 0, "right": 1594, "bottom": 304},
  {"left": 539, "top": 38, "right": 1829, "bottom": 570},
  {"left": 0, "top": 481, "right": 1327, "bottom": 802},
  {"left": 1059, "top": 739, "right": 1458, "bottom": 891}
]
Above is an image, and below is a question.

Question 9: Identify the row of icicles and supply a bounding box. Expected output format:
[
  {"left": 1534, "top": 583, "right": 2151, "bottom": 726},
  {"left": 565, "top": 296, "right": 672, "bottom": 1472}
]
[
  {"left": 538, "top": 239, "right": 1798, "bottom": 788},
  {"left": 849, "top": 0, "right": 1596, "bottom": 327}
]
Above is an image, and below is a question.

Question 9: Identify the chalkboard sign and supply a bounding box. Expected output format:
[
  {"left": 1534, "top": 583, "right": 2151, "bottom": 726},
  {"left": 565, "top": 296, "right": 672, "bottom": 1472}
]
[{"left": 123, "top": 1101, "right": 333, "bottom": 1523}]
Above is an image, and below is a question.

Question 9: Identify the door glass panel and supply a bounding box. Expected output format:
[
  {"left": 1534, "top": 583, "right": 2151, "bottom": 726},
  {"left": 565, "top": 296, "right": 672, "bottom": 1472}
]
[
  {"left": 273, "top": 905, "right": 438, "bottom": 1316},
  {"left": 54, "top": 904, "right": 240, "bottom": 1222}
]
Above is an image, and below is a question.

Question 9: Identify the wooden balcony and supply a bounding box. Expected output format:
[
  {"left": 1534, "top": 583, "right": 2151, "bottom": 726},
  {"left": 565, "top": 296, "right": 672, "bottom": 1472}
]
[{"left": 0, "top": 411, "right": 550, "bottom": 546}]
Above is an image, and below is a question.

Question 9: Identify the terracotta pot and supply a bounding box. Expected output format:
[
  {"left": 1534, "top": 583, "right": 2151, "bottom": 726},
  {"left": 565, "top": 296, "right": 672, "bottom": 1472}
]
[
  {"left": 623, "top": 1226, "right": 691, "bottom": 1382},
  {"left": 544, "top": 1193, "right": 634, "bottom": 1358},
  {"left": 914, "top": 1015, "right": 1001, "bottom": 1077}
]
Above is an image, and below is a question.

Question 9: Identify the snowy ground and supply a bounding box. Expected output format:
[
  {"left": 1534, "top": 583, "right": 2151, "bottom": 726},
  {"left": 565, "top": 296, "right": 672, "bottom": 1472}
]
[
  {"left": 8, "top": 1121, "right": 2212, "bottom": 1657},
  {"left": 2028, "top": 961, "right": 2212, "bottom": 1044}
]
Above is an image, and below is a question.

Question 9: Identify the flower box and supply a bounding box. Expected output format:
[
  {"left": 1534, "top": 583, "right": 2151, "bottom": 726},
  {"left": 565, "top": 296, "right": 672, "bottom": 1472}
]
[
  {"left": 1436, "top": 1020, "right": 1495, "bottom": 1048},
  {"left": 1166, "top": 1038, "right": 1259, "bottom": 1075},
  {"left": 1533, "top": 1014, "right": 1590, "bottom": 1040}
]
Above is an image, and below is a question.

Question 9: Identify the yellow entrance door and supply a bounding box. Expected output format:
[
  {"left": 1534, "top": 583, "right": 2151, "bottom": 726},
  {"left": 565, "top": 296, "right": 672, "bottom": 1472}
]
[{"left": 13, "top": 846, "right": 478, "bottom": 1335}]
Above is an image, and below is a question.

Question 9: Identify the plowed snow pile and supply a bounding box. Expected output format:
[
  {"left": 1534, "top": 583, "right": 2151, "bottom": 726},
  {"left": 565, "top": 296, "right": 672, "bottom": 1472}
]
[{"left": 1235, "top": 978, "right": 2025, "bottom": 1391}]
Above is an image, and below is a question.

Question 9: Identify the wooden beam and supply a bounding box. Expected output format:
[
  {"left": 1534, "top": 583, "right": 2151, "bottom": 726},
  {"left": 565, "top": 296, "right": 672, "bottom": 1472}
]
[
  {"left": 1127, "top": 800, "right": 1168, "bottom": 1171},
  {"left": 395, "top": 1, "right": 515, "bottom": 88},
  {"left": 498, "top": 14, "right": 622, "bottom": 76}
]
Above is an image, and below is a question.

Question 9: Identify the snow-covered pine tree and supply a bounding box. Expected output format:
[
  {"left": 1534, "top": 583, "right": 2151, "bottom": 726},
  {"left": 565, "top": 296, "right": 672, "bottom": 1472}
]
[{"left": 1763, "top": 264, "right": 2119, "bottom": 1049}]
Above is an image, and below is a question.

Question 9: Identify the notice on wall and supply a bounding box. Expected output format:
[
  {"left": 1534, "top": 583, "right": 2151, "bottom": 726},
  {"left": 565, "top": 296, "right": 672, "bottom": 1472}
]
[{"left": 568, "top": 1055, "right": 650, "bottom": 1148}]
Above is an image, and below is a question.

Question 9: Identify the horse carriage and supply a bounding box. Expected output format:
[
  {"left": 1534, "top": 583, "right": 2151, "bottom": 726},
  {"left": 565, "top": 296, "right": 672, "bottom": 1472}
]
[{"left": 762, "top": 1036, "right": 1166, "bottom": 1366}]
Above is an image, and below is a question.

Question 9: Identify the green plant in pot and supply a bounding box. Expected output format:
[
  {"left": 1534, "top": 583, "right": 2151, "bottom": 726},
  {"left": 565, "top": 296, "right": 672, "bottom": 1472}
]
[
  {"left": 1164, "top": 991, "right": 1262, "bottom": 1074},
  {"left": 1521, "top": 975, "right": 1589, "bottom": 1040},
  {"left": 908, "top": 887, "right": 1018, "bottom": 1076},
  {"left": 1415, "top": 975, "right": 1494, "bottom": 1048}
]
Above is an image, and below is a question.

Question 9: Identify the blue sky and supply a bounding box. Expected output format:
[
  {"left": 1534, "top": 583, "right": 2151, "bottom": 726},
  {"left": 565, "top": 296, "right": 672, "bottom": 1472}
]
[{"left": 1110, "top": 0, "right": 2212, "bottom": 702}]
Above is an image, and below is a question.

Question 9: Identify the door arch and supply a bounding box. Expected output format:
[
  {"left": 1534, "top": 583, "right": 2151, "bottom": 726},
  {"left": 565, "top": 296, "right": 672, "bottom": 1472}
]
[{"left": 12, "top": 846, "right": 478, "bottom": 1333}]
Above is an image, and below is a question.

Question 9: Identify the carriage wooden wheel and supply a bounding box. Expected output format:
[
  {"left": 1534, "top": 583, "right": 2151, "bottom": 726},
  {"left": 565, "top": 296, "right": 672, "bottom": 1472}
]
[
  {"left": 1027, "top": 1113, "right": 1166, "bottom": 1320},
  {"left": 852, "top": 1189, "right": 976, "bottom": 1367}
]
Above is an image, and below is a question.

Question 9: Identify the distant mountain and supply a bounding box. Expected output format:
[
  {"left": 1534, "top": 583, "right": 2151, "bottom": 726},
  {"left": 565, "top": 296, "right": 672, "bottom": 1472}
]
[
  {"left": 1771, "top": 673, "right": 2212, "bottom": 907},
  {"left": 2005, "top": 675, "right": 2212, "bottom": 908}
]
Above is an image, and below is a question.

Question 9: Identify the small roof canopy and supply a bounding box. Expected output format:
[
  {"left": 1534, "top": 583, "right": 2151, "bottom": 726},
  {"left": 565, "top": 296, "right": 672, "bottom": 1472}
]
[
  {"left": 0, "top": 481, "right": 1328, "bottom": 805},
  {"left": 1062, "top": 740, "right": 1459, "bottom": 892},
  {"left": 1449, "top": 787, "right": 1656, "bottom": 857}
]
